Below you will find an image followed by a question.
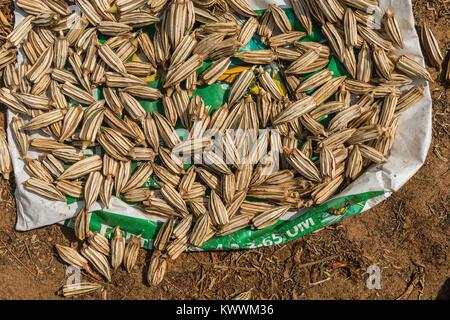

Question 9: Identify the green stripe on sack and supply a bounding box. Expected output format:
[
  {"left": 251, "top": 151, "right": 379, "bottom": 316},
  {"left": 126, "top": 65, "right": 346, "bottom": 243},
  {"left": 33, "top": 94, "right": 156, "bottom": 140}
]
[{"left": 79, "top": 191, "right": 384, "bottom": 251}]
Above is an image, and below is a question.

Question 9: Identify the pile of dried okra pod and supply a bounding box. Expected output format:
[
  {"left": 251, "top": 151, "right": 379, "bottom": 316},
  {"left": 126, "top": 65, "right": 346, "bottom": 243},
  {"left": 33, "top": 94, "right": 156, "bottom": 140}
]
[{"left": 0, "top": 0, "right": 438, "bottom": 294}]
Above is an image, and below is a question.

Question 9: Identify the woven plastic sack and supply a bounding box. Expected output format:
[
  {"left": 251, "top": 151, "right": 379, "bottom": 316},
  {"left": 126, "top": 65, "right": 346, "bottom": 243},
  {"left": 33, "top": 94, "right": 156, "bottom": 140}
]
[{"left": 9, "top": 0, "right": 432, "bottom": 251}]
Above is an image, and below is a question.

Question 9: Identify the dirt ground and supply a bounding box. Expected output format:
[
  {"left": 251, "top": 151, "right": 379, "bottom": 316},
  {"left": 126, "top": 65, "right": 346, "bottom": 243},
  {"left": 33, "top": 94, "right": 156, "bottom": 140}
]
[{"left": 0, "top": 1, "right": 449, "bottom": 300}]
